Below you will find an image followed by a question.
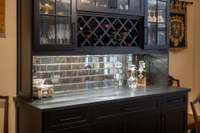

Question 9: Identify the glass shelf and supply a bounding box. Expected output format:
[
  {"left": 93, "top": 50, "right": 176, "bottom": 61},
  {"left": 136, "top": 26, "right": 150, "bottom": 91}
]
[{"left": 40, "top": 13, "right": 71, "bottom": 17}]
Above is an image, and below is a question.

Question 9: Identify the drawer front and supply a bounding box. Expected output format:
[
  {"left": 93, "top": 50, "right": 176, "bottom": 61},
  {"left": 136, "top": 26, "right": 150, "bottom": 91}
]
[
  {"left": 123, "top": 97, "right": 159, "bottom": 112},
  {"left": 94, "top": 102, "right": 124, "bottom": 120},
  {"left": 166, "top": 92, "right": 187, "bottom": 107},
  {"left": 44, "top": 108, "right": 90, "bottom": 131},
  {"left": 94, "top": 97, "right": 159, "bottom": 120}
]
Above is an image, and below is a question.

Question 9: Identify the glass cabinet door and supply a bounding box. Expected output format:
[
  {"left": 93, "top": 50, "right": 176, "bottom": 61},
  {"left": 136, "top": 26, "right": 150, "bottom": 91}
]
[
  {"left": 39, "top": 0, "right": 72, "bottom": 48},
  {"left": 145, "top": 0, "right": 168, "bottom": 49},
  {"left": 157, "top": 0, "right": 167, "bottom": 46},
  {"left": 147, "top": 0, "right": 157, "bottom": 46}
]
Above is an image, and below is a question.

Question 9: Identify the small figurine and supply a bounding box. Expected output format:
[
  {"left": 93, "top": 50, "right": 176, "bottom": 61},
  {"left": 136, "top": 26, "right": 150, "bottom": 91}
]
[
  {"left": 40, "top": 2, "right": 54, "bottom": 14},
  {"left": 33, "top": 79, "right": 54, "bottom": 99},
  {"left": 137, "top": 60, "right": 147, "bottom": 87}
]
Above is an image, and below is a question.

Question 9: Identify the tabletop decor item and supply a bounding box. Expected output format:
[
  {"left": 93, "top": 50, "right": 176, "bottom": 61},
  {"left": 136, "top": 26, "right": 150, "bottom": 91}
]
[
  {"left": 137, "top": 60, "right": 147, "bottom": 87},
  {"left": 170, "top": 0, "right": 193, "bottom": 48},
  {"left": 127, "top": 65, "right": 138, "bottom": 89},
  {"left": 0, "top": 0, "right": 5, "bottom": 37},
  {"left": 40, "top": 0, "right": 54, "bottom": 15},
  {"left": 33, "top": 79, "right": 54, "bottom": 99}
]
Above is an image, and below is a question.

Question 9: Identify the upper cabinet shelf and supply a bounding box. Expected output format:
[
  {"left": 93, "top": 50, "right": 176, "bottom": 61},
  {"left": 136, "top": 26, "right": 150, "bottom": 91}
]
[{"left": 77, "top": 0, "right": 144, "bottom": 16}]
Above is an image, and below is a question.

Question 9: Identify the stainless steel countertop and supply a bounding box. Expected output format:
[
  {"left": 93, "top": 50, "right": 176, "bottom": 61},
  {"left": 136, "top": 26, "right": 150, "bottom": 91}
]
[{"left": 22, "top": 85, "right": 190, "bottom": 110}]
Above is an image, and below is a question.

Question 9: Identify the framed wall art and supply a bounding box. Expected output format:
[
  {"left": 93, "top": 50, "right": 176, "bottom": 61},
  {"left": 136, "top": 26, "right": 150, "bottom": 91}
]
[
  {"left": 0, "top": 0, "right": 5, "bottom": 37},
  {"left": 170, "top": 0, "right": 192, "bottom": 48}
]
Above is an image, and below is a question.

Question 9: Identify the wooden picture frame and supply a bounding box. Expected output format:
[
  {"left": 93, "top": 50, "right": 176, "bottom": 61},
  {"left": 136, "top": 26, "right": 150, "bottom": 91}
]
[
  {"left": 170, "top": 0, "right": 188, "bottom": 48},
  {"left": 0, "top": 0, "right": 5, "bottom": 37}
]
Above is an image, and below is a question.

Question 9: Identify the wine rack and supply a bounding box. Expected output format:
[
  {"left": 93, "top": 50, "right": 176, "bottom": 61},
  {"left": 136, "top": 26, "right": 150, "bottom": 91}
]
[{"left": 77, "top": 15, "right": 142, "bottom": 47}]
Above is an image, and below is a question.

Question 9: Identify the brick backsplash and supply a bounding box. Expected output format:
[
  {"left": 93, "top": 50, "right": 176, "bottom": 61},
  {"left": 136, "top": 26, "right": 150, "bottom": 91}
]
[
  {"left": 32, "top": 53, "right": 168, "bottom": 94},
  {"left": 33, "top": 55, "right": 131, "bottom": 93}
]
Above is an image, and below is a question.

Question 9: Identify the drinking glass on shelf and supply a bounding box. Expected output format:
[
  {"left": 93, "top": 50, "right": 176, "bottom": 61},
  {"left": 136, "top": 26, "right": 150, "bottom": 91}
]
[
  {"left": 118, "top": 0, "right": 129, "bottom": 10},
  {"left": 57, "top": 24, "right": 62, "bottom": 44},
  {"left": 40, "top": 16, "right": 55, "bottom": 45},
  {"left": 65, "top": 24, "right": 71, "bottom": 44},
  {"left": 48, "top": 25, "right": 55, "bottom": 44},
  {"left": 40, "top": 32, "right": 48, "bottom": 44},
  {"left": 56, "top": 22, "right": 71, "bottom": 45}
]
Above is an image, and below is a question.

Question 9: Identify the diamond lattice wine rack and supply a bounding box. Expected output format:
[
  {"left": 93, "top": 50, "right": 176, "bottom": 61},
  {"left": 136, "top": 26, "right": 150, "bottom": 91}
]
[{"left": 77, "top": 14, "right": 143, "bottom": 48}]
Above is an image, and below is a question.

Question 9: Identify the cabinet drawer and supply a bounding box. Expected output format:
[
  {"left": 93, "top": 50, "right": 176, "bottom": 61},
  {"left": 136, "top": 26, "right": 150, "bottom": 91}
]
[
  {"left": 166, "top": 93, "right": 186, "bottom": 107},
  {"left": 94, "top": 102, "right": 124, "bottom": 120},
  {"left": 44, "top": 108, "right": 90, "bottom": 131},
  {"left": 94, "top": 97, "right": 159, "bottom": 120},
  {"left": 123, "top": 97, "right": 159, "bottom": 112}
]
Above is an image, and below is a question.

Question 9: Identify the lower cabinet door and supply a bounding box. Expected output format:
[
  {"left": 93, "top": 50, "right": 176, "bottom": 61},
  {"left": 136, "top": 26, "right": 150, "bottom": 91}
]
[
  {"left": 125, "top": 111, "right": 161, "bottom": 133},
  {"left": 164, "top": 107, "right": 187, "bottom": 133}
]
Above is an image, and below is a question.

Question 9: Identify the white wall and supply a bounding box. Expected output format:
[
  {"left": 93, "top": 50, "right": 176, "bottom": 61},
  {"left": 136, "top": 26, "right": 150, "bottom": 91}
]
[
  {"left": 193, "top": 0, "right": 200, "bottom": 100},
  {"left": 0, "top": 0, "right": 16, "bottom": 132},
  {"left": 169, "top": 0, "right": 200, "bottom": 108}
]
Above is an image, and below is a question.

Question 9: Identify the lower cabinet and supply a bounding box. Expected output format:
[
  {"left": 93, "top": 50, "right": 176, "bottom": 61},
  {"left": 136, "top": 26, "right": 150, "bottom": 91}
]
[
  {"left": 164, "top": 107, "right": 187, "bottom": 133},
  {"left": 125, "top": 111, "right": 161, "bottom": 133},
  {"left": 17, "top": 91, "right": 188, "bottom": 133}
]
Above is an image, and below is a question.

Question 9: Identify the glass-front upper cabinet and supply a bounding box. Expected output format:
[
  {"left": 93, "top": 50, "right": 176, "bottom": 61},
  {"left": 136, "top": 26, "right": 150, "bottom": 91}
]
[
  {"left": 34, "top": 0, "right": 75, "bottom": 51},
  {"left": 77, "top": 0, "right": 144, "bottom": 16},
  {"left": 145, "top": 0, "right": 169, "bottom": 50}
]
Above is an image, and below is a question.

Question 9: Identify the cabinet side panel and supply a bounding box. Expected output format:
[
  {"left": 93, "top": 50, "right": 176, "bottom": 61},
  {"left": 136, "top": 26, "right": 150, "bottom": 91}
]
[
  {"left": 18, "top": 103, "right": 42, "bottom": 133},
  {"left": 18, "top": 0, "right": 32, "bottom": 98}
]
